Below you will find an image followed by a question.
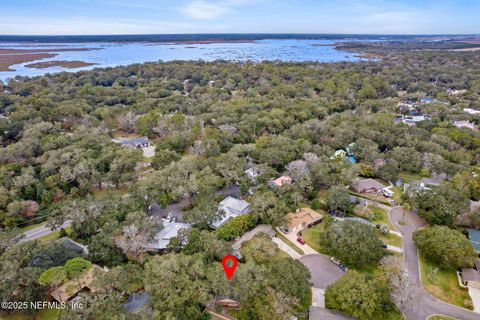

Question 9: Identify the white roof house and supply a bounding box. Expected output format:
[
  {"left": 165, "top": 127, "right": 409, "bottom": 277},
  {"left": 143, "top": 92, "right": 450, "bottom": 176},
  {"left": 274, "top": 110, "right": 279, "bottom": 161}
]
[
  {"left": 464, "top": 108, "right": 480, "bottom": 115},
  {"left": 211, "top": 196, "right": 250, "bottom": 229},
  {"left": 245, "top": 167, "right": 261, "bottom": 181},
  {"left": 144, "top": 220, "right": 191, "bottom": 250},
  {"left": 112, "top": 137, "right": 150, "bottom": 148}
]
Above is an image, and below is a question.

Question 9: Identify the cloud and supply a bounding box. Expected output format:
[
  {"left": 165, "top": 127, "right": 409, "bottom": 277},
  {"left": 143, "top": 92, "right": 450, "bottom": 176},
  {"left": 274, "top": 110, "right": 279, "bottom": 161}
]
[
  {"left": 180, "top": 0, "right": 258, "bottom": 19},
  {"left": 181, "top": 1, "right": 228, "bottom": 19},
  {"left": 0, "top": 16, "right": 226, "bottom": 35}
]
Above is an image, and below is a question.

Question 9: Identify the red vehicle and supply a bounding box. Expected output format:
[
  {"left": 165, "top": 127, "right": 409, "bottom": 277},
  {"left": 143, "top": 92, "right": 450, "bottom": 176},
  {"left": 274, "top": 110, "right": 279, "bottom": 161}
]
[{"left": 297, "top": 237, "right": 305, "bottom": 245}]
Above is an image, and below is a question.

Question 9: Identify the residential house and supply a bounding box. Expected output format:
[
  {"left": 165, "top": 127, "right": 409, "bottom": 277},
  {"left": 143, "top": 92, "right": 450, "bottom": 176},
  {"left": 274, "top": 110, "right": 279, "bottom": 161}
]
[
  {"left": 333, "top": 149, "right": 347, "bottom": 159},
  {"left": 268, "top": 175, "right": 293, "bottom": 188},
  {"left": 232, "top": 224, "right": 275, "bottom": 258},
  {"left": 64, "top": 238, "right": 89, "bottom": 255},
  {"left": 464, "top": 108, "right": 480, "bottom": 115},
  {"left": 51, "top": 265, "right": 107, "bottom": 303},
  {"left": 210, "top": 196, "right": 251, "bottom": 229},
  {"left": 351, "top": 179, "right": 385, "bottom": 194},
  {"left": 395, "top": 114, "right": 431, "bottom": 126},
  {"left": 403, "top": 181, "right": 431, "bottom": 194},
  {"left": 461, "top": 260, "right": 480, "bottom": 289},
  {"left": 447, "top": 89, "right": 467, "bottom": 97},
  {"left": 123, "top": 292, "right": 151, "bottom": 314},
  {"left": 245, "top": 167, "right": 261, "bottom": 182},
  {"left": 420, "top": 97, "right": 434, "bottom": 104},
  {"left": 144, "top": 219, "right": 191, "bottom": 251},
  {"left": 453, "top": 120, "right": 476, "bottom": 130},
  {"left": 285, "top": 208, "right": 323, "bottom": 233},
  {"left": 112, "top": 137, "right": 150, "bottom": 149}
]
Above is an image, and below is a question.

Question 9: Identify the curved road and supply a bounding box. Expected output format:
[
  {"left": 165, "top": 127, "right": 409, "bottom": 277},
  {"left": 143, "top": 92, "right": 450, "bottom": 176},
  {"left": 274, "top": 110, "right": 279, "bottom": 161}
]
[{"left": 389, "top": 207, "right": 479, "bottom": 320}]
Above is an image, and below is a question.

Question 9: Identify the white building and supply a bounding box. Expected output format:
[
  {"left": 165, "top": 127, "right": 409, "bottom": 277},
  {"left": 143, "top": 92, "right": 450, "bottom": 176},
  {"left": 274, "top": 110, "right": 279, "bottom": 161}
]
[
  {"left": 144, "top": 220, "right": 191, "bottom": 250},
  {"left": 464, "top": 108, "right": 480, "bottom": 115},
  {"left": 211, "top": 196, "right": 250, "bottom": 229}
]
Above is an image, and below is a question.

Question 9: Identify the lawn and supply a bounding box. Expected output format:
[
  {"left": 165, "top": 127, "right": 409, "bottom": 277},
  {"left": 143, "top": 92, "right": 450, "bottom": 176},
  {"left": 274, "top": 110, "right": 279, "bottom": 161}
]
[
  {"left": 302, "top": 223, "right": 328, "bottom": 255},
  {"left": 427, "top": 315, "right": 458, "bottom": 320},
  {"left": 378, "top": 232, "right": 403, "bottom": 248},
  {"left": 419, "top": 255, "right": 473, "bottom": 310},
  {"left": 276, "top": 231, "right": 305, "bottom": 255},
  {"left": 398, "top": 171, "right": 427, "bottom": 182},
  {"left": 0, "top": 309, "right": 59, "bottom": 320},
  {"left": 316, "top": 189, "right": 329, "bottom": 203},
  {"left": 390, "top": 186, "right": 403, "bottom": 203},
  {"left": 20, "top": 221, "right": 47, "bottom": 231},
  {"left": 367, "top": 205, "right": 395, "bottom": 230},
  {"left": 38, "top": 226, "right": 73, "bottom": 242}
]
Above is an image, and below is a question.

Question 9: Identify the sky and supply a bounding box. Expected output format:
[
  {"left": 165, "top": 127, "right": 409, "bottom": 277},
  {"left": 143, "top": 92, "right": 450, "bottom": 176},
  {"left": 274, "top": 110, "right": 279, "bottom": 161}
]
[{"left": 0, "top": 0, "right": 479, "bottom": 35}]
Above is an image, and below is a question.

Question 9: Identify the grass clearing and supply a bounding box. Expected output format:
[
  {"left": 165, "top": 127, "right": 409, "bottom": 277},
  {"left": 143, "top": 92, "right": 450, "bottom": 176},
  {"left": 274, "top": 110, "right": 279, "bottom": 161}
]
[
  {"left": 302, "top": 223, "right": 328, "bottom": 255},
  {"left": 398, "top": 171, "right": 426, "bottom": 182},
  {"left": 391, "top": 186, "right": 403, "bottom": 203},
  {"left": 38, "top": 226, "right": 73, "bottom": 242},
  {"left": 419, "top": 255, "right": 473, "bottom": 310},
  {"left": 427, "top": 315, "right": 458, "bottom": 320},
  {"left": 20, "top": 221, "right": 47, "bottom": 231},
  {"left": 0, "top": 309, "right": 59, "bottom": 320},
  {"left": 378, "top": 232, "right": 403, "bottom": 248},
  {"left": 367, "top": 205, "right": 395, "bottom": 230},
  {"left": 276, "top": 232, "right": 305, "bottom": 255}
]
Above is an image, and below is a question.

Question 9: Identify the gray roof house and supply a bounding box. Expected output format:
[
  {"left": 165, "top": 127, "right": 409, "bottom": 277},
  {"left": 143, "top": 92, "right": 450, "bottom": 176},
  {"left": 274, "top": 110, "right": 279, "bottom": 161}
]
[
  {"left": 112, "top": 137, "right": 150, "bottom": 149},
  {"left": 351, "top": 179, "right": 385, "bottom": 193},
  {"left": 144, "top": 220, "right": 191, "bottom": 251},
  {"left": 123, "top": 292, "right": 151, "bottom": 314},
  {"left": 211, "top": 196, "right": 250, "bottom": 229}
]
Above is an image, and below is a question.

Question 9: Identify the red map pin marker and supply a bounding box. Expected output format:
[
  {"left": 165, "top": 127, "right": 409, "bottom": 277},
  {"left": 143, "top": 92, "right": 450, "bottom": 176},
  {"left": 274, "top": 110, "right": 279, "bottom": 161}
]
[{"left": 221, "top": 255, "right": 238, "bottom": 281}]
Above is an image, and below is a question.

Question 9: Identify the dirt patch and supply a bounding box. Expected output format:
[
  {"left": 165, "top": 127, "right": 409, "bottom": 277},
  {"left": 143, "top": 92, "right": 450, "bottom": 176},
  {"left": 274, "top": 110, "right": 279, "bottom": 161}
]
[
  {"left": 0, "top": 53, "right": 57, "bottom": 71},
  {"left": 449, "top": 47, "right": 480, "bottom": 52},
  {"left": 25, "top": 60, "right": 97, "bottom": 69}
]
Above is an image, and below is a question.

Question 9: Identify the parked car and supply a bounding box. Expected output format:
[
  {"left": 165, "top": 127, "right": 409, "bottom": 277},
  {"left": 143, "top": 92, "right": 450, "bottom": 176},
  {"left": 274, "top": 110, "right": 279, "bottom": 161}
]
[
  {"left": 296, "top": 237, "right": 305, "bottom": 245},
  {"left": 381, "top": 244, "right": 388, "bottom": 249},
  {"left": 279, "top": 226, "right": 289, "bottom": 234},
  {"left": 390, "top": 200, "right": 398, "bottom": 205},
  {"left": 330, "top": 257, "right": 348, "bottom": 271}
]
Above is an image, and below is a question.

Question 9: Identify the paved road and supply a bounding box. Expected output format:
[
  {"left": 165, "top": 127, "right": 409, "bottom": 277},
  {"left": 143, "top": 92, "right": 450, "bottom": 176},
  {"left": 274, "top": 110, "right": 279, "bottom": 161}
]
[
  {"left": 19, "top": 220, "right": 72, "bottom": 242},
  {"left": 149, "top": 185, "right": 241, "bottom": 222},
  {"left": 299, "top": 254, "right": 345, "bottom": 289},
  {"left": 389, "top": 207, "right": 479, "bottom": 320}
]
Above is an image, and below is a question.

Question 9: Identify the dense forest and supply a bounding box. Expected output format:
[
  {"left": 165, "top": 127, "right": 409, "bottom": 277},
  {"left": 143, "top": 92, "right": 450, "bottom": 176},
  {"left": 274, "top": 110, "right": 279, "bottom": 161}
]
[{"left": 1, "top": 48, "right": 480, "bottom": 319}]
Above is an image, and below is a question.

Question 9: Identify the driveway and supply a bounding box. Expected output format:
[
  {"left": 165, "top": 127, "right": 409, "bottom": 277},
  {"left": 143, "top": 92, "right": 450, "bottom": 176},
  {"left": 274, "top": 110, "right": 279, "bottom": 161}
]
[
  {"left": 272, "top": 237, "right": 301, "bottom": 260},
  {"left": 389, "top": 207, "right": 479, "bottom": 320},
  {"left": 298, "top": 254, "right": 345, "bottom": 289},
  {"left": 468, "top": 287, "right": 480, "bottom": 312}
]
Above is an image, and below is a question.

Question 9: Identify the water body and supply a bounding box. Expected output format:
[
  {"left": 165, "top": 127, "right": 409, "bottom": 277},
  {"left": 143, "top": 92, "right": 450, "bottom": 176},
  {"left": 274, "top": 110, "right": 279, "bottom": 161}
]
[{"left": 0, "top": 39, "right": 365, "bottom": 82}]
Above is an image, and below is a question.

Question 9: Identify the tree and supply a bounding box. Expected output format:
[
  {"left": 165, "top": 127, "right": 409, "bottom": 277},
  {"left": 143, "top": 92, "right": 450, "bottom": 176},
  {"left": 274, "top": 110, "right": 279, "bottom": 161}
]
[
  {"left": 64, "top": 257, "right": 92, "bottom": 280},
  {"left": 38, "top": 266, "right": 68, "bottom": 286},
  {"left": 326, "top": 185, "right": 350, "bottom": 212},
  {"left": 183, "top": 195, "right": 222, "bottom": 226},
  {"left": 151, "top": 148, "right": 181, "bottom": 170},
  {"left": 380, "top": 256, "right": 417, "bottom": 312},
  {"left": 180, "top": 229, "right": 229, "bottom": 261},
  {"left": 412, "top": 184, "right": 469, "bottom": 227},
  {"left": 217, "top": 214, "right": 256, "bottom": 241},
  {"left": 413, "top": 226, "right": 477, "bottom": 269},
  {"left": 325, "top": 270, "right": 396, "bottom": 320},
  {"left": 250, "top": 190, "right": 288, "bottom": 226},
  {"left": 320, "top": 220, "right": 384, "bottom": 267}
]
